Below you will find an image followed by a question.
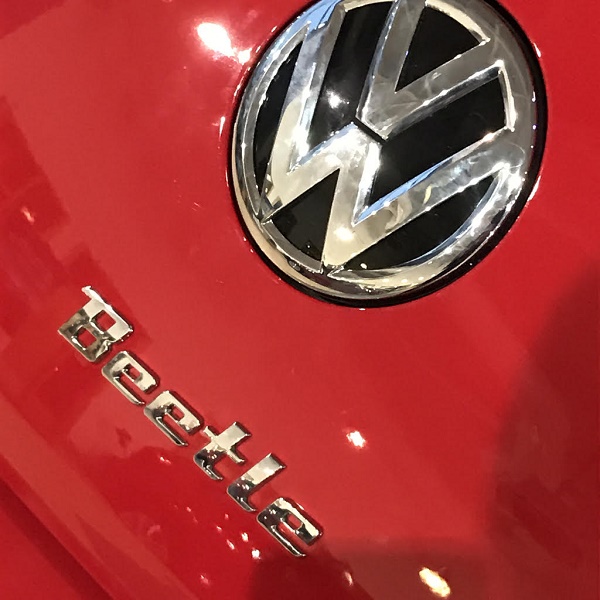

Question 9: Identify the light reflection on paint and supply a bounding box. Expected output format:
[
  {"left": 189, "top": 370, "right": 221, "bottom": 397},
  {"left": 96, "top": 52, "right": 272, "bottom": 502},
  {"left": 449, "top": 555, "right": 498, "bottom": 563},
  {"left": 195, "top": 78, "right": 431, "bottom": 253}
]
[
  {"left": 196, "top": 23, "right": 251, "bottom": 64},
  {"left": 238, "top": 48, "right": 252, "bottom": 64},
  {"left": 21, "top": 206, "right": 35, "bottom": 224},
  {"left": 419, "top": 568, "right": 451, "bottom": 598},
  {"left": 197, "top": 23, "right": 233, "bottom": 55},
  {"left": 346, "top": 430, "right": 366, "bottom": 449}
]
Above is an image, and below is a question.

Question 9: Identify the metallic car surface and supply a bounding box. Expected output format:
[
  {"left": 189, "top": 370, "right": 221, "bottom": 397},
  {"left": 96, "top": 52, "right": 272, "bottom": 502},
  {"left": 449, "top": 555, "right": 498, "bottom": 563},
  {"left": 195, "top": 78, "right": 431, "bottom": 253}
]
[{"left": 0, "top": 0, "right": 597, "bottom": 598}]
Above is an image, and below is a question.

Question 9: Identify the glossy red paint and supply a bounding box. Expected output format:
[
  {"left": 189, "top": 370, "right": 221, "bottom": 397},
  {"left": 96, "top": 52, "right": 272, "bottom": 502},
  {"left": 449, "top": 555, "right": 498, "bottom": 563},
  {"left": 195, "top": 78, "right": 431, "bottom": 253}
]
[
  {"left": 0, "top": 481, "right": 109, "bottom": 599},
  {"left": 0, "top": 0, "right": 597, "bottom": 599}
]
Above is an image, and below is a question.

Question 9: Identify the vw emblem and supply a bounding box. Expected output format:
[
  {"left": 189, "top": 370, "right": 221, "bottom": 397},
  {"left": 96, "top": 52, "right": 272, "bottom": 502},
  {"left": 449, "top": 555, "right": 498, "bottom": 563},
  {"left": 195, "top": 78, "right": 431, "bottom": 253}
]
[{"left": 232, "top": 0, "right": 546, "bottom": 304}]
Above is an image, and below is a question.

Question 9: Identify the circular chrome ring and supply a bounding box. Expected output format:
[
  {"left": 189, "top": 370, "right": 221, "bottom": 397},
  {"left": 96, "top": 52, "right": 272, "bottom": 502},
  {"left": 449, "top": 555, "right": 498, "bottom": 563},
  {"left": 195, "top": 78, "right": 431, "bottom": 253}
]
[{"left": 232, "top": 0, "right": 546, "bottom": 304}]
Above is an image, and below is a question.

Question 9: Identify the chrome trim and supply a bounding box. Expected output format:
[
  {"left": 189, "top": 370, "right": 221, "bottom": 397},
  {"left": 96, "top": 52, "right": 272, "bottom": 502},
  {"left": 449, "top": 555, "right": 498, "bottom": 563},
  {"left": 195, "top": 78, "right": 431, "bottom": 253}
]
[
  {"left": 227, "top": 454, "right": 285, "bottom": 512},
  {"left": 144, "top": 391, "right": 203, "bottom": 446},
  {"left": 102, "top": 351, "right": 158, "bottom": 405},
  {"left": 232, "top": 0, "right": 543, "bottom": 301},
  {"left": 257, "top": 498, "right": 322, "bottom": 558},
  {"left": 58, "top": 287, "right": 323, "bottom": 557},
  {"left": 58, "top": 286, "right": 132, "bottom": 361},
  {"left": 194, "top": 422, "right": 251, "bottom": 481}
]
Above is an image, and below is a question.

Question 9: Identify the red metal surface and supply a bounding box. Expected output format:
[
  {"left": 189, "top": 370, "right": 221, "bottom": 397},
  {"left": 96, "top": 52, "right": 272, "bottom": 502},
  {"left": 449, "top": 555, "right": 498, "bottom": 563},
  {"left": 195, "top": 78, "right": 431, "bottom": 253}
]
[
  {"left": 0, "top": 0, "right": 597, "bottom": 599},
  {"left": 0, "top": 481, "right": 109, "bottom": 600}
]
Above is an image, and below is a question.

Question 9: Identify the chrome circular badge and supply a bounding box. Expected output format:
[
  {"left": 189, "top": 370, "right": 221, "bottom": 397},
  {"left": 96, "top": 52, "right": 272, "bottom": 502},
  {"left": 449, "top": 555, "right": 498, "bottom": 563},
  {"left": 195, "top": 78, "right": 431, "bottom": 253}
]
[{"left": 232, "top": 0, "right": 546, "bottom": 304}]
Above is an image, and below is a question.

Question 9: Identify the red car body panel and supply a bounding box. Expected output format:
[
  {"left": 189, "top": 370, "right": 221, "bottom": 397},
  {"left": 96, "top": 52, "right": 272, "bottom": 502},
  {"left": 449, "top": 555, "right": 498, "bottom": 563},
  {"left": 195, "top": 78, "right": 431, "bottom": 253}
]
[
  {"left": 0, "top": 481, "right": 108, "bottom": 599},
  {"left": 0, "top": 0, "right": 597, "bottom": 599}
]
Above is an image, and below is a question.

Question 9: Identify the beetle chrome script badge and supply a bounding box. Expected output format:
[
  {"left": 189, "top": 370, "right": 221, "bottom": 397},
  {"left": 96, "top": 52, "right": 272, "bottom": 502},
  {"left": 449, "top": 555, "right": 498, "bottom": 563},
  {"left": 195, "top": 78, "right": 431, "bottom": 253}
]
[
  {"left": 232, "top": 0, "right": 546, "bottom": 304},
  {"left": 59, "top": 287, "right": 322, "bottom": 557}
]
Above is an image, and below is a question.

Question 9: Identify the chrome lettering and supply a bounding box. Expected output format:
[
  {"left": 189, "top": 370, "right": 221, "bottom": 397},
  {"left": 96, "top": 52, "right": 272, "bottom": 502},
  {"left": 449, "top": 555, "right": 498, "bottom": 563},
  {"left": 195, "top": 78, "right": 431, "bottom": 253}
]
[
  {"left": 194, "top": 422, "right": 251, "bottom": 481},
  {"left": 258, "top": 498, "right": 322, "bottom": 558},
  {"left": 59, "top": 286, "right": 131, "bottom": 362},
  {"left": 59, "top": 287, "right": 322, "bottom": 556},
  {"left": 102, "top": 351, "right": 158, "bottom": 405},
  {"left": 227, "top": 454, "right": 286, "bottom": 512},
  {"left": 144, "top": 391, "right": 202, "bottom": 446}
]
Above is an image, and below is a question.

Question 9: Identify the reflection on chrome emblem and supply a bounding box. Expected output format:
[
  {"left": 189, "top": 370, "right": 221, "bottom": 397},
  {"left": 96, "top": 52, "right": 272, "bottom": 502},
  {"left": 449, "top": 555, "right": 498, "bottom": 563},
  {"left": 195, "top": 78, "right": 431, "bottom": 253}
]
[
  {"left": 232, "top": 0, "right": 546, "bottom": 303},
  {"left": 59, "top": 287, "right": 322, "bottom": 557},
  {"left": 59, "top": 286, "right": 132, "bottom": 361}
]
